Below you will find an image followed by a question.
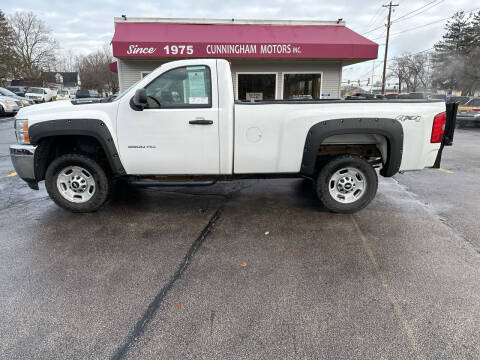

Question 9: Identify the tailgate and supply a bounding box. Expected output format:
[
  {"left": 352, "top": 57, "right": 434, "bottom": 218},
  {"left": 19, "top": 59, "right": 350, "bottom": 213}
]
[{"left": 433, "top": 102, "right": 458, "bottom": 167}]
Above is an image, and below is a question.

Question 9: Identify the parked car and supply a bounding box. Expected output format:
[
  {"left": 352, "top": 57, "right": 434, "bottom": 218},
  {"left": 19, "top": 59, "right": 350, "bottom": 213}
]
[
  {"left": 0, "top": 87, "right": 34, "bottom": 106},
  {"left": 397, "top": 92, "right": 430, "bottom": 99},
  {"left": 25, "top": 87, "right": 54, "bottom": 103},
  {"left": 344, "top": 92, "right": 376, "bottom": 100},
  {"left": 75, "top": 89, "right": 101, "bottom": 99},
  {"left": 385, "top": 93, "right": 399, "bottom": 99},
  {"left": 430, "top": 94, "right": 447, "bottom": 101},
  {"left": 7, "top": 86, "right": 27, "bottom": 98},
  {"left": 10, "top": 59, "right": 456, "bottom": 214},
  {"left": 101, "top": 93, "right": 118, "bottom": 102},
  {"left": 456, "top": 98, "right": 480, "bottom": 127},
  {"left": 0, "top": 95, "right": 22, "bottom": 116},
  {"left": 56, "top": 89, "right": 75, "bottom": 101}
]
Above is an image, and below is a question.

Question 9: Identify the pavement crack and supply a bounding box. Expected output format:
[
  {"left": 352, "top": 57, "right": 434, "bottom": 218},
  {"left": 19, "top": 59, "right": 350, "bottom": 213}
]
[
  {"left": 351, "top": 215, "right": 426, "bottom": 360},
  {"left": 0, "top": 195, "right": 50, "bottom": 213},
  {"left": 110, "top": 205, "right": 225, "bottom": 360}
]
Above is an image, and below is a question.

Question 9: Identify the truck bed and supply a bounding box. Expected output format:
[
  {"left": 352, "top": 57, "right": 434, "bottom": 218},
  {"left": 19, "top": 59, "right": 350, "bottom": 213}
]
[{"left": 233, "top": 99, "right": 446, "bottom": 174}]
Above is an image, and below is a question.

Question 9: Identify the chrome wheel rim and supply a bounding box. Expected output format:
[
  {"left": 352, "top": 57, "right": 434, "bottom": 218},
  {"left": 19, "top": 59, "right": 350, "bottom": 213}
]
[
  {"left": 328, "top": 167, "right": 366, "bottom": 204},
  {"left": 56, "top": 166, "right": 96, "bottom": 203}
]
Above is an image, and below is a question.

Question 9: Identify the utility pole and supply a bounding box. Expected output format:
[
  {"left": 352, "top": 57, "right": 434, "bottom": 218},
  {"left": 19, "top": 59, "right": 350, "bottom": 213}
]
[
  {"left": 371, "top": 60, "right": 375, "bottom": 92},
  {"left": 381, "top": 1, "right": 398, "bottom": 94}
]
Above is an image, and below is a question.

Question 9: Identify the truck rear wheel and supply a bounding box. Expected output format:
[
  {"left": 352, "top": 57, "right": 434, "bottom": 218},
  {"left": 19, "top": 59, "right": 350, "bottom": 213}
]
[
  {"left": 45, "top": 154, "right": 110, "bottom": 212},
  {"left": 315, "top": 155, "right": 378, "bottom": 214}
]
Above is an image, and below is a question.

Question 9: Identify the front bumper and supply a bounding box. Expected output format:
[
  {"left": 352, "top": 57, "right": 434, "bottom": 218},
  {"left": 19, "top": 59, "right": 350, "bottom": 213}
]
[
  {"left": 2, "top": 104, "right": 21, "bottom": 113},
  {"left": 26, "top": 96, "right": 43, "bottom": 103},
  {"left": 10, "top": 144, "right": 39, "bottom": 189}
]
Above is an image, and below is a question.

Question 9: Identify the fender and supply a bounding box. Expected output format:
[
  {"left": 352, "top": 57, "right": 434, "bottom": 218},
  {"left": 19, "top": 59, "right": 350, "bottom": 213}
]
[
  {"left": 300, "top": 117, "right": 404, "bottom": 177},
  {"left": 28, "top": 118, "right": 126, "bottom": 175}
]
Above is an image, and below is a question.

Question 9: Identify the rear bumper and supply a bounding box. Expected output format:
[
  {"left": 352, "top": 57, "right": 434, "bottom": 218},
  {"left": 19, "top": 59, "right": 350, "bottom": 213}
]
[
  {"left": 456, "top": 115, "right": 480, "bottom": 122},
  {"left": 10, "top": 144, "right": 39, "bottom": 189}
]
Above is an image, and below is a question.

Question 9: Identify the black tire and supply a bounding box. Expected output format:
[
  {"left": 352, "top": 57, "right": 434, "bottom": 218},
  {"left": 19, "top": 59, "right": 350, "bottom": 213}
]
[
  {"left": 0, "top": 105, "right": 5, "bottom": 117},
  {"left": 45, "top": 154, "right": 110, "bottom": 212},
  {"left": 315, "top": 155, "right": 378, "bottom": 214}
]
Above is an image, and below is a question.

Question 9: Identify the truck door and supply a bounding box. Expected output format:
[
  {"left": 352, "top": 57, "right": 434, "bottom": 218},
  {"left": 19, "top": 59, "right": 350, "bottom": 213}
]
[{"left": 117, "top": 64, "right": 219, "bottom": 175}]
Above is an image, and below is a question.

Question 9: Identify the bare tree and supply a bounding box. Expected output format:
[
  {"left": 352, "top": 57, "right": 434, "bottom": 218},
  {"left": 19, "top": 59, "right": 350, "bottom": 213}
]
[
  {"left": 389, "top": 52, "right": 432, "bottom": 93},
  {"left": 55, "top": 49, "right": 79, "bottom": 72},
  {"left": 0, "top": 10, "right": 15, "bottom": 85},
  {"left": 77, "top": 45, "right": 118, "bottom": 95},
  {"left": 9, "top": 11, "right": 58, "bottom": 78}
]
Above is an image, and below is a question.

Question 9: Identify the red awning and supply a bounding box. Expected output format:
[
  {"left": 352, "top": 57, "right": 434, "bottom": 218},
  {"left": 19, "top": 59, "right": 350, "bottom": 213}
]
[
  {"left": 112, "top": 22, "right": 378, "bottom": 60},
  {"left": 109, "top": 61, "right": 118, "bottom": 72}
]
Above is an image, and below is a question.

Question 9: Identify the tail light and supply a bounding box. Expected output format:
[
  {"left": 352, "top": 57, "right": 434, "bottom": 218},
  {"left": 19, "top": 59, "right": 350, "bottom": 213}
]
[
  {"left": 431, "top": 111, "right": 446, "bottom": 143},
  {"left": 472, "top": 108, "right": 480, "bottom": 112}
]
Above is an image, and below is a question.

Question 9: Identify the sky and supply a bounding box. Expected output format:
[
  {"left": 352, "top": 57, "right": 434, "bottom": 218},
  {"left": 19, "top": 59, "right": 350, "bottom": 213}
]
[{"left": 2, "top": 0, "right": 477, "bottom": 85}]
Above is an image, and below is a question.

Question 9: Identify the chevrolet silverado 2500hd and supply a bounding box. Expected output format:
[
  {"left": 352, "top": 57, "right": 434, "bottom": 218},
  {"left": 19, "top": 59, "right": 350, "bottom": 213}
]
[{"left": 10, "top": 59, "right": 457, "bottom": 213}]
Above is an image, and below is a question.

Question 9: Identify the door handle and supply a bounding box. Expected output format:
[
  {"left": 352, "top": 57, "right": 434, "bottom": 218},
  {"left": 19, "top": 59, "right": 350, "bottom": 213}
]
[{"left": 189, "top": 119, "right": 213, "bottom": 125}]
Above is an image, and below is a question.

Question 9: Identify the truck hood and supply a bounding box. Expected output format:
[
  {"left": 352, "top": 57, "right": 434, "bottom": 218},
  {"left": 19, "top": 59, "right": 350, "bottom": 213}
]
[
  {"left": 17, "top": 99, "right": 119, "bottom": 130},
  {"left": 16, "top": 100, "right": 75, "bottom": 118}
]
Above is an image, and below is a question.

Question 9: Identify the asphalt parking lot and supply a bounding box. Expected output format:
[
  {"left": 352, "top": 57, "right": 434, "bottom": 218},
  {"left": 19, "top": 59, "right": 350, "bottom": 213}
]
[{"left": 1, "top": 115, "right": 479, "bottom": 359}]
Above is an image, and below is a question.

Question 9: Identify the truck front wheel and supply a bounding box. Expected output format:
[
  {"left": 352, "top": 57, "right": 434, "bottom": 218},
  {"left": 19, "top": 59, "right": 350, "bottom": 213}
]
[
  {"left": 45, "top": 154, "right": 110, "bottom": 212},
  {"left": 315, "top": 155, "right": 378, "bottom": 214}
]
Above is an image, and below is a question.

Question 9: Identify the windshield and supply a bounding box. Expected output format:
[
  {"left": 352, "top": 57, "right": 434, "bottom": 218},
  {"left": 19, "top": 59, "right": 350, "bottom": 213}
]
[
  {"left": 28, "top": 88, "right": 44, "bottom": 94},
  {"left": 0, "top": 88, "right": 17, "bottom": 97},
  {"left": 57, "top": 90, "right": 68, "bottom": 95},
  {"left": 465, "top": 98, "right": 480, "bottom": 107},
  {"left": 114, "top": 78, "right": 143, "bottom": 101}
]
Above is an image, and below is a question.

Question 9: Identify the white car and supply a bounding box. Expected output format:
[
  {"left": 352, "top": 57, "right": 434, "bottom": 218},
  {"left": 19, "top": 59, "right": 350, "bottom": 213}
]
[
  {"left": 10, "top": 59, "right": 457, "bottom": 213},
  {"left": 25, "top": 87, "right": 54, "bottom": 103},
  {"left": 0, "top": 95, "right": 22, "bottom": 116},
  {"left": 56, "top": 89, "right": 75, "bottom": 101}
]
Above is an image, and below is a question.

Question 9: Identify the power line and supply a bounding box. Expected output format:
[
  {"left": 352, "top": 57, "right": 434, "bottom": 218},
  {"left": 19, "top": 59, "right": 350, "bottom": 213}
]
[
  {"left": 362, "top": 23, "right": 386, "bottom": 36},
  {"left": 371, "top": 6, "right": 480, "bottom": 41},
  {"left": 391, "top": 0, "right": 443, "bottom": 23},
  {"left": 343, "top": 47, "right": 435, "bottom": 84},
  {"left": 364, "top": 6, "right": 385, "bottom": 31}
]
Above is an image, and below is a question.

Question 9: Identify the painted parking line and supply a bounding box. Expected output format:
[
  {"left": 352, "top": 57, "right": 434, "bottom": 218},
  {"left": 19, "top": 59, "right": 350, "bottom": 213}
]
[
  {"left": 6, "top": 172, "right": 17, "bottom": 177},
  {"left": 438, "top": 168, "right": 453, "bottom": 174}
]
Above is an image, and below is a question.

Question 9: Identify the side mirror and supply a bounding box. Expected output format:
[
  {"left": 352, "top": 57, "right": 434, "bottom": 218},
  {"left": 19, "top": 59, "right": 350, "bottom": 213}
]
[{"left": 131, "top": 88, "right": 148, "bottom": 110}]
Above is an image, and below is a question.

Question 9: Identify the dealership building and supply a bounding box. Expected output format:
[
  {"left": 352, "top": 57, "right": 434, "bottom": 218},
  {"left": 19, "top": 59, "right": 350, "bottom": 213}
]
[{"left": 111, "top": 17, "right": 378, "bottom": 100}]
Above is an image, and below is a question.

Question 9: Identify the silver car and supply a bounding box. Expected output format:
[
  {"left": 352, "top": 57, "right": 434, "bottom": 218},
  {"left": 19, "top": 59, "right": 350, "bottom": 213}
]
[
  {"left": 0, "top": 95, "right": 22, "bottom": 116},
  {"left": 457, "top": 98, "right": 480, "bottom": 127},
  {"left": 0, "top": 87, "right": 34, "bottom": 107}
]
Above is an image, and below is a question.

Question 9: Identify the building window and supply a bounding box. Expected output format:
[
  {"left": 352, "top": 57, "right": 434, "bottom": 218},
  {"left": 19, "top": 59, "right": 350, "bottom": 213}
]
[
  {"left": 283, "top": 73, "right": 322, "bottom": 100},
  {"left": 237, "top": 73, "right": 276, "bottom": 101}
]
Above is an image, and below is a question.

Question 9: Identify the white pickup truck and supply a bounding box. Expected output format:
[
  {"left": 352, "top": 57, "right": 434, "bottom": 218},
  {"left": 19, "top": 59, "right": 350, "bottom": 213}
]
[{"left": 10, "top": 59, "right": 457, "bottom": 213}]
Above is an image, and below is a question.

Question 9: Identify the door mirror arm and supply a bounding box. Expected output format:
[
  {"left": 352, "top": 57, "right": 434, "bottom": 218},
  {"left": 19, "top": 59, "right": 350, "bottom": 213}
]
[{"left": 130, "top": 88, "right": 148, "bottom": 111}]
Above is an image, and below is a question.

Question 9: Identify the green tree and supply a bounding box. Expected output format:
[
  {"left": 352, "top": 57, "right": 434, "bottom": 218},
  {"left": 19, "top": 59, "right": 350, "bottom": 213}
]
[
  {"left": 432, "top": 11, "right": 480, "bottom": 95},
  {"left": 0, "top": 10, "right": 15, "bottom": 85}
]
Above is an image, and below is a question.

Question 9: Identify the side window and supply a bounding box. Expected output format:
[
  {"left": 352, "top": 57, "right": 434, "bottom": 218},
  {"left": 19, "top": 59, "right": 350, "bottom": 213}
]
[{"left": 144, "top": 66, "right": 211, "bottom": 109}]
